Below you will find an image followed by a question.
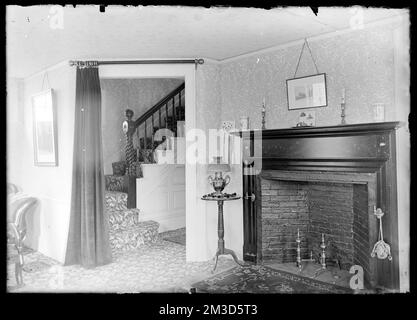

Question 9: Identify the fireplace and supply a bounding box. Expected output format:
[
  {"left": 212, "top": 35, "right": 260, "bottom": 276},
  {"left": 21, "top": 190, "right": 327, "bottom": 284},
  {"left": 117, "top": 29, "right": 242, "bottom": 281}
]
[
  {"left": 259, "top": 170, "right": 377, "bottom": 285},
  {"left": 238, "top": 122, "right": 401, "bottom": 290}
]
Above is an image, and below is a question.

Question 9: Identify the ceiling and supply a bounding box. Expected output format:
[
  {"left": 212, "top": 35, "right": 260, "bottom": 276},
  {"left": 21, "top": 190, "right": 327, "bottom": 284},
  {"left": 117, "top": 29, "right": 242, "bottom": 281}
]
[{"left": 6, "top": 5, "right": 406, "bottom": 78}]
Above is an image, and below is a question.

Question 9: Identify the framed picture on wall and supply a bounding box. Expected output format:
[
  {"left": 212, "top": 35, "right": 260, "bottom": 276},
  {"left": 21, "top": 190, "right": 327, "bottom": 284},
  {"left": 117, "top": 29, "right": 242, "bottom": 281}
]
[
  {"left": 32, "top": 89, "right": 58, "bottom": 166},
  {"left": 286, "top": 73, "right": 327, "bottom": 110}
]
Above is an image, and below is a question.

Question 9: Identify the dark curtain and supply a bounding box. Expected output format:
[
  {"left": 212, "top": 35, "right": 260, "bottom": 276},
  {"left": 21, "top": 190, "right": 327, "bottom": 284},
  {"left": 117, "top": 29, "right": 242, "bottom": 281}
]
[{"left": 65, "top": 63, "right": 112, "bottom": 267}]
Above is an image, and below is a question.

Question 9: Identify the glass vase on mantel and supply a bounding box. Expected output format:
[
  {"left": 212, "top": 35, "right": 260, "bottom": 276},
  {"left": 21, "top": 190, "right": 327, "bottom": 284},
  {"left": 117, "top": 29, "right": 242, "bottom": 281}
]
[
  {"left": 239, "top": 116, "right": 250, "bottom": 131},
  {"left": 373, "top": 103, "right": 385, "bottom": 122}
]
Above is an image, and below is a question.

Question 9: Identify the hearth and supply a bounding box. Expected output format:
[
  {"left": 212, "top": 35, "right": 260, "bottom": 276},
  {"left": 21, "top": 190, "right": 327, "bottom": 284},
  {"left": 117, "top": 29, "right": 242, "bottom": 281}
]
[
  {"left": 259, "top": 170, "right": 376, "bottom": 285},
  {"left": 237, "top": 122, "right": 401, "bottom": 290}
]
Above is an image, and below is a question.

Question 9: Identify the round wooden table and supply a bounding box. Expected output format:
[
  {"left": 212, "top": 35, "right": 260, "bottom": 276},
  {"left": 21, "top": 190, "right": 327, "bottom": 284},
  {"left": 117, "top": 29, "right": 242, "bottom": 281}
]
[{"left": 201, "top": 193, "right": 245, "bottom": 272}]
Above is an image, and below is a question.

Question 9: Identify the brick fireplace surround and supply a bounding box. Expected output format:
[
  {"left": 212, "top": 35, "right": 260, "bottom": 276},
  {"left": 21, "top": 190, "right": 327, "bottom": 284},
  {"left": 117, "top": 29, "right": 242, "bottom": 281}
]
[
  {"left": 238, "top": 122, "right": 401, "bottom": 290},
  {"left": 259, "top": 170, "right": 376, "bottom": 284}
]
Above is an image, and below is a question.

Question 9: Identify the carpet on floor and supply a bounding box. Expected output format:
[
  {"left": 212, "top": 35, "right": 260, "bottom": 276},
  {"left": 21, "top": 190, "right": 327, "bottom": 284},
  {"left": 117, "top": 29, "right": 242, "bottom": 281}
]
[
  {"left": 7, "top": 245, "right": 57, "bottom": 274},
  {"left": 191, "top": 264, "right": 353, "bottom": 294},
  {"left": 159, "top": 228, "right": 186, "bottom": 246}
]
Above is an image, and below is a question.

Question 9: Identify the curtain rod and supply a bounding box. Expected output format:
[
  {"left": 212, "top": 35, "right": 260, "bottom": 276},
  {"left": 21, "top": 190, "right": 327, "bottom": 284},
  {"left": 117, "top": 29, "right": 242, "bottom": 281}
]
[{"left": 69, "top": 59, "right": 204, "bottom": 67}]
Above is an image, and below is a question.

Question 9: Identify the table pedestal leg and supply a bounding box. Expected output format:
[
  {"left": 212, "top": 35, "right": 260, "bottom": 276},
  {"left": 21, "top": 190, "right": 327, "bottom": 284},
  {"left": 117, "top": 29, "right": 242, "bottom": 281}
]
[{"left": 212, "top": 200, "right": 245, "bottom": 273}]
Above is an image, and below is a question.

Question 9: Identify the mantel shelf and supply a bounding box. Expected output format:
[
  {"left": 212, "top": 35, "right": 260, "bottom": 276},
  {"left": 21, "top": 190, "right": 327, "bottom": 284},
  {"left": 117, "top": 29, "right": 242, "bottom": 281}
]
[{"left": 231, "top": 121, "right": 402, "bottom": 138}]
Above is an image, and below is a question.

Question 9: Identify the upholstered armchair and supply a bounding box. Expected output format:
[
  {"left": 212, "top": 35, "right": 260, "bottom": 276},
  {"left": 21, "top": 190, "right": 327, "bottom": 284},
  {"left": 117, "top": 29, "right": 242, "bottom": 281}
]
[
  {"left": 7, "top": 191, "right": 39, "bottom": 286},
  {"left": 7, "top": 183, "right": 19, "bottom": 194}
]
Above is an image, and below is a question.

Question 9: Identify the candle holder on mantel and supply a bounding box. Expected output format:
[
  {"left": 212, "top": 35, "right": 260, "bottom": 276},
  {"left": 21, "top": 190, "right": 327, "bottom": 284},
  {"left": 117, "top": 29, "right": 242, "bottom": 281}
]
[
  {"left": 261, "top": 99, "right": 266, "bottom": 130},
  {"left": 339, "top": 89, "right": 346, "bottom": 125},
  {"left": 340, "top": 101, "right": 346, "bottom": 125}
]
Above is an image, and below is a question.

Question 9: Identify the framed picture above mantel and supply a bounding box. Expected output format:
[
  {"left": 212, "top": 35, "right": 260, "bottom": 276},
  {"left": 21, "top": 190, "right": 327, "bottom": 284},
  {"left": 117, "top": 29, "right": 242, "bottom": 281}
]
[{"left": 286, "top": 73, "right": 327, "bottom": 110}]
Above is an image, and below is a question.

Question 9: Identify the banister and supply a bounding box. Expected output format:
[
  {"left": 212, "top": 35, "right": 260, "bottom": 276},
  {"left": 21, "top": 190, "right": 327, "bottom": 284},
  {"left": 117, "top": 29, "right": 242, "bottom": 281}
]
[{"left": 134, "top": 82, "right": 185, "bottom": 129}]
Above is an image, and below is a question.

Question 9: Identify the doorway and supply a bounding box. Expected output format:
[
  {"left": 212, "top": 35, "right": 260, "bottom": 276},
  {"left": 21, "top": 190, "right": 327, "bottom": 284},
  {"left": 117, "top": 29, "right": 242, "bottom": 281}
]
[{"left": 99, "top": 64, "right": 201, "bottom": 261}]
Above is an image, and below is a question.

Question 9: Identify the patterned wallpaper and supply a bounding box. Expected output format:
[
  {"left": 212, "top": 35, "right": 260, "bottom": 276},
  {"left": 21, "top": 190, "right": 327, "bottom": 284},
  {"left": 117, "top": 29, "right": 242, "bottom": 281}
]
[
  {"left": 196, "top": 62, "right": 222, "bottom": 132},
  {"left": 101, "top": 78, "right": 184, "bottom": 174},
  {"left": 219, "top": 23, "right": 398, "bottom": 129}
]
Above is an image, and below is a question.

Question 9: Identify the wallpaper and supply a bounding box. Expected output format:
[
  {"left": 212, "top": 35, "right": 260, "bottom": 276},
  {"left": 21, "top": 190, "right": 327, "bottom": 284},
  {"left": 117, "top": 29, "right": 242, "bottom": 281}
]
[
  {"left": 196, "top": 61, "right": 244, "bottom": 258},
  {"left": 101, "top": 78, "right": 184, "bottom": 174},
  {"left": 219, "top": 23, "right": 398, "bottom": 129}
]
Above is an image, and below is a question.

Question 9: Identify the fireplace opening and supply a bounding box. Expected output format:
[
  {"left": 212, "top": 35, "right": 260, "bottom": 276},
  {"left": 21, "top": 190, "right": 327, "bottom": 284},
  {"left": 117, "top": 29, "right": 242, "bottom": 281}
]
[{"left": 260, "top": 172, "right": 375, "bottom": 285}]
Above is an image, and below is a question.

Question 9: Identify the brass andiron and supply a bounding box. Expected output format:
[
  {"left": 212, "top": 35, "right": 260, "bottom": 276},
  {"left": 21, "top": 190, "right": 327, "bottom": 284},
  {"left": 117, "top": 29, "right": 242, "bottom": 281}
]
[
  {"left": 313, "top": 233, "right": 327, "bottom": 278},
  {"left": 296, "top": 229, "right": 302, "bottom": 272},
  {"left": 295, "top": 229, "right": 315, "bottom": 273},
  {"left": 320, "top": 233, "right": 327, "bottom": 269}
]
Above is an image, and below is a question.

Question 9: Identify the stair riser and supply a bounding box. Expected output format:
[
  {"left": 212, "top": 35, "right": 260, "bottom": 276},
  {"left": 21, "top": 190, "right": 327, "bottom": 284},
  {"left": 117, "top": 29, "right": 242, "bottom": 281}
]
[
  {"left": 109, "top": 221, "right": 159, "bottom": 253},
  {"left": 108, "top": 208, "right": 140, "bottom": 232},
  {"left": 105, "top": 175, "right": 126, "bottom": 192},
  {"left": 105, "top": 192, "right": 128, "bottom": 210}
]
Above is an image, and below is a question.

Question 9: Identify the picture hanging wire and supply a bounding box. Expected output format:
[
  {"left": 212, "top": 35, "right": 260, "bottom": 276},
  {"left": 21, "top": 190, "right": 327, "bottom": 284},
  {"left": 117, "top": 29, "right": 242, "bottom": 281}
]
[
  {"left": 293, "top": 38, "right": 320, "bottom": 78},
  {"left": 41, "top": 71, "right": 51, "bottom": 91}
]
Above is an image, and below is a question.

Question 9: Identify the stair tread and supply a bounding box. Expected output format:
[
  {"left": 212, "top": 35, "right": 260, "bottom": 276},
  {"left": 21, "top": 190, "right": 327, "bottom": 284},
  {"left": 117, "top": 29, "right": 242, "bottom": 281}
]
[{"left": 105, "top": 190, "right": 128, "bottom": 195}]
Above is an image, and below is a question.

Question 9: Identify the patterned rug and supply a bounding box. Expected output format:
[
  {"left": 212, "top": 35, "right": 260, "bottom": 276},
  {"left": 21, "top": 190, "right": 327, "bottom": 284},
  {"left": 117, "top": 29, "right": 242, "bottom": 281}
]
[
  {"left": 160, "top": 228, "right": 186, "bottom": 246},
  {"left": 191, "top": 264, "right": 353, "bottom": 294},
  {"left": 7, "top": 245, "right": 57, "bottom": 273},
  {"left": 7, "top": 240, "right": 235, "bottom": 293},
  {"left": 7, "top": 245, "right": 58, "bottom": 290}
]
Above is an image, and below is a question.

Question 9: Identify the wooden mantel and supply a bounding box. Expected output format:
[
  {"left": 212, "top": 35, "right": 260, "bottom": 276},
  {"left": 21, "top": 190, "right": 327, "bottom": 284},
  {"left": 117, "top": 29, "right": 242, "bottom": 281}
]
[
  {"left": 233, "top": 121, "right": 402, "bottom": 137},
  {"left": 237, "top": 121, "right": 402, "bottom": 290}
]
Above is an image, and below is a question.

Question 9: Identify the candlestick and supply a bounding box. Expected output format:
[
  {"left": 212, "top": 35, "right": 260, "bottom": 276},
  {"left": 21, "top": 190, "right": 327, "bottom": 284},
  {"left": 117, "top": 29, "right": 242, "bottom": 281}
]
[
  {"left": 261, "top": 99, "right": 266, "bottom": 130},
  {"left": 340, "top": 101, "right": 346, "bottom": 125},
  {"left": 341, "top": 88, "right": 345, "bottom": 104}
]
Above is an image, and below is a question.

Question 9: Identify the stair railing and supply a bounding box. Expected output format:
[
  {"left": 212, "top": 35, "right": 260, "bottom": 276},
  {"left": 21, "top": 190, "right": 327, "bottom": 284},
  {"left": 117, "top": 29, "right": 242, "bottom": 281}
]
[
  {"left": 134, "top": 82, "right": 185, "bottom": 150},
  {"left": 122, "top": 82, "right": 185, "bottom": 208}
]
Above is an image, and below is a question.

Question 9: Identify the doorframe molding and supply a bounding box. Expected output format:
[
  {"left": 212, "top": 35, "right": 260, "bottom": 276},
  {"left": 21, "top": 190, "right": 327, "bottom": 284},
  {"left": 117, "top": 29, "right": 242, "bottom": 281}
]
[{"left": 99, "top": 64, "right": 201, "bottom": 261}]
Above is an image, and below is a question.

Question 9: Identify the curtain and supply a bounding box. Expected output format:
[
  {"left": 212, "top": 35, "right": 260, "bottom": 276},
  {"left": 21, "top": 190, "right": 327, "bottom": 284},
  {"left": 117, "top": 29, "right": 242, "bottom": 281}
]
[{"left": 65, "top": 62, "right": 112, "bottom": 267}]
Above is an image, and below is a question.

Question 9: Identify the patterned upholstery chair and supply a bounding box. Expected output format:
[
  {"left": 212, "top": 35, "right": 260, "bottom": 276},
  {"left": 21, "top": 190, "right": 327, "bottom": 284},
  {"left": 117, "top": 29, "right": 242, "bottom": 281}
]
[
  {"left": 7, "top": 193, "right": 39, "bottom": 286},
  {"left": 7, "top": 183, "right": 20, "bottom": 195}
]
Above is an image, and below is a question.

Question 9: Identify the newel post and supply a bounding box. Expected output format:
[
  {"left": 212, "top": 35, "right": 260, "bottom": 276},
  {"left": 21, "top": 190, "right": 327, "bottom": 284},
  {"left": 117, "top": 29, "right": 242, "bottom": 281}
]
[{"left": 122, "top": 109, "right": 137, "bottom": 208}]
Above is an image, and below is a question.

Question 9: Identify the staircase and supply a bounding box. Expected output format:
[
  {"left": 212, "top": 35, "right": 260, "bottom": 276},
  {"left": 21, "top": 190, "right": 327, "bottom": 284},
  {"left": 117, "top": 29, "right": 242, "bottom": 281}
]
[
  {"left": 105, "top": 175, "right": 159, "bottom": 254},
  {"left": 123, "top": 82, "right": 185, "bottom": 208},
  {"left": 135, "top": 82, "right": 185, "bottom": 151},
  {"left": 104, "top": 83, "right": 186, "bottom": 252}
]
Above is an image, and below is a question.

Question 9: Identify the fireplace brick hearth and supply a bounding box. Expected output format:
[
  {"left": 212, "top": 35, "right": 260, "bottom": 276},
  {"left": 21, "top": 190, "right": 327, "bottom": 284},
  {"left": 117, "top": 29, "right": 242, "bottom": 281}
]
[
  {"left": 260, "top": 177, "right": 369, "bottom": 272},
  {"left": 238, "top": 122, "right": 401, "bottom": 289}
]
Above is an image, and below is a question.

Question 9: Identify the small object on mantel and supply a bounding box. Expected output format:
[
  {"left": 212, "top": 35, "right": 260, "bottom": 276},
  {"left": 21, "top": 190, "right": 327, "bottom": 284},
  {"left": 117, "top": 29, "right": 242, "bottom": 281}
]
[
  {"left": 261, "top": 99, "right": 266, "bottom": 130},
  {"left": 294, "top": 111, "right": 315, "bottom": 128},
  {"left": 294, "top": 122, "right": 314, "bottom": 128},
  {"left": 239, "top": 116, "right": 250, "bottom": 130}
]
